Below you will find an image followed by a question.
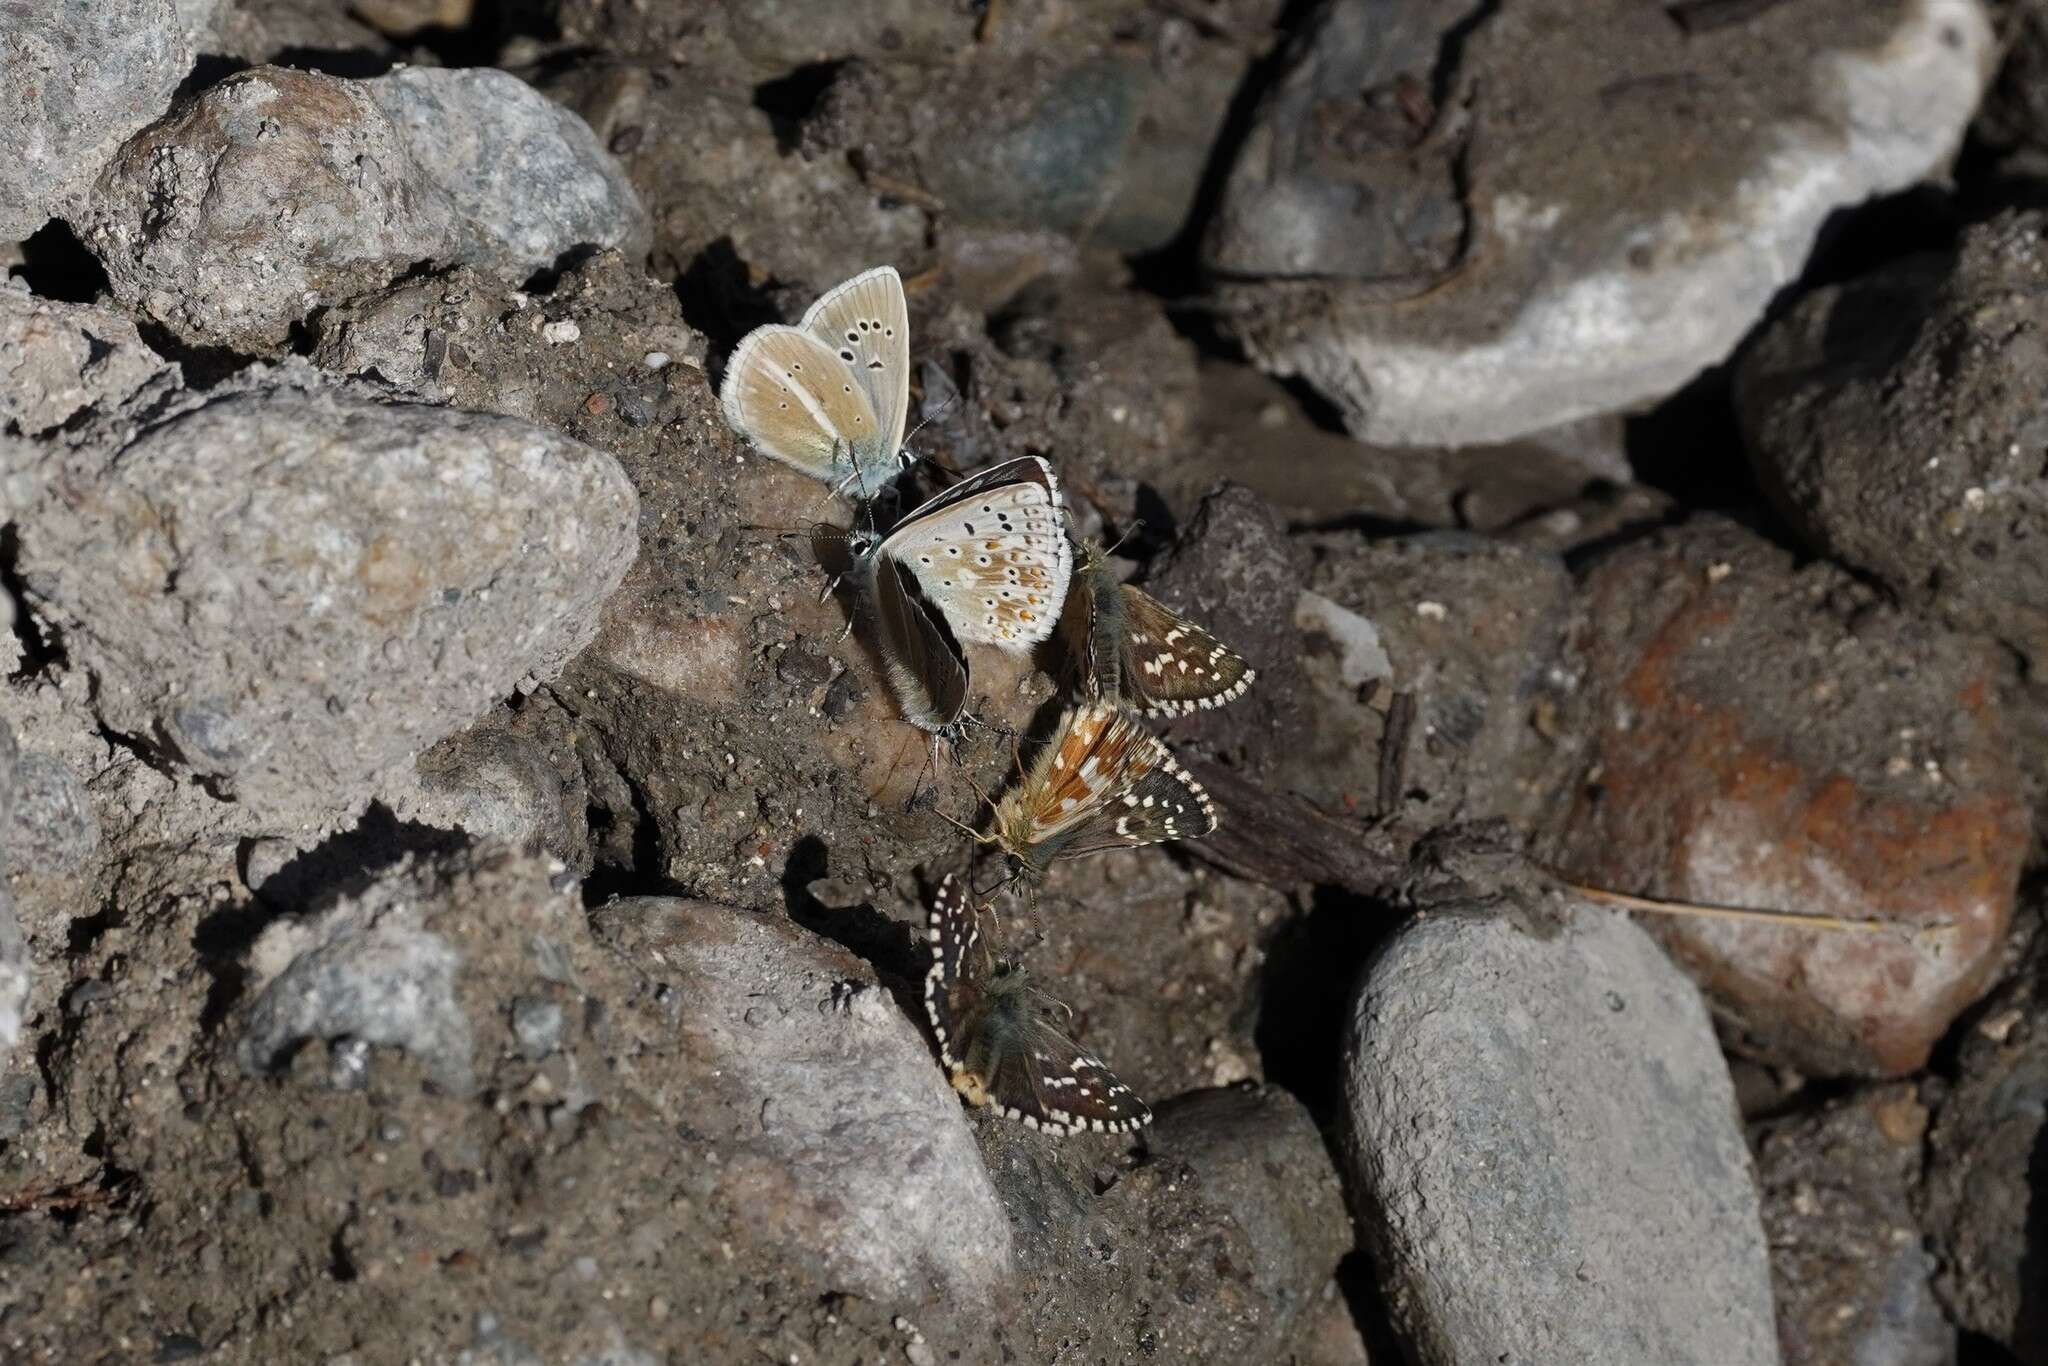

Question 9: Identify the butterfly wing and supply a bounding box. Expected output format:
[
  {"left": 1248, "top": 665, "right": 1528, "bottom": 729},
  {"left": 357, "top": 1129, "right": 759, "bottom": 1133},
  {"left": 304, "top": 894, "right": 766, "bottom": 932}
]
[
  {"left": 863, "top": 552, "right": 968, "bottom": 735},
  {"left": 924, "top": 875, "right": 1152, "bottom": 1137},
  {"left": 1008, "top": 1014, "right": 1153, "bottom": 1135},
  {"left": 802, "top": 266, "right": 911, "bottom": 476},
  {"left": 1116, "top": 584, "right": 1256, "bottom": 716},
  {"left": 879, "top": 457, "right": 1074, "bottom": 651},
  {"left": 963, "top": 977, "right": 1150, "bottom": 1134},
  {"left": 720, "top": 325, "right": 889, "bottom": 491},
  {"left": 1054, "top": 741, "right": 1217, "bottom": 857},
  {"left": 923, "top": 874, "right": 981, "bottom": 1077},
  {"left": 1075, "top": 546, "right": 1126, "bottom": 702},
  {"left": 992, "top": 704, "right": 1217, "bottom": 865}
]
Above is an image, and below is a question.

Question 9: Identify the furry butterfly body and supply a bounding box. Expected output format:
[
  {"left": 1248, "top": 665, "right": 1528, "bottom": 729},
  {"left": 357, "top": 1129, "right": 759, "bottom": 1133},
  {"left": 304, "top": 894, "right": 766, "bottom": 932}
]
[
  {"left": 1075, "top": 541, "right": 1256, "bottom": 716},
  {"left": 855, "top": 550, "right": 969, "bottom": 739},
  {"left": 983, "top": 701, "right": 1216, "bottom": 881},
  {"left": 923, "top": 874, "right": 1151, "bottom": 1135},
  {"left": 720, "top": 267, "right": 913, "bottom": 501}
]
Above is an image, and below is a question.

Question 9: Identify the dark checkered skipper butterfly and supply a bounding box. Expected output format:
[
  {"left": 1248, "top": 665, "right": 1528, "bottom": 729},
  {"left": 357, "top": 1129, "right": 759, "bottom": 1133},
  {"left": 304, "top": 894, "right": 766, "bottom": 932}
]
[
  {"left": 979, "top": 701, "right": 1216, "bottom": 881},
  {"left": 719, "top": 266, "right": 914, "bottom": 503},
  {"left": 923, "top": 873, "right": 1152, "bottom": 1135},
  {"left": 844, "top": 456, "right": 1074, "bottom": 737},
  {"left": 1074, "top": 540, "right": 1256, "bottom": 716}
]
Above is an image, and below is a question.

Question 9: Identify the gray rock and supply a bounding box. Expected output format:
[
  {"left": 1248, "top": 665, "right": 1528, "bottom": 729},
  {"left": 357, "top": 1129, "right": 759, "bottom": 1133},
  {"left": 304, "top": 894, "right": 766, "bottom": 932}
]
[
  {"left": 1205, "top": 0, "right": 1470, "bottom": 280},
  {"left": 543, "top": 65, "right": 927, "bottom": 296},
  {"left": 1755, "top": 1086, "right": 1952, "bottom": 1366},
  {"left": 361, "top": 68, "right": 649, "bottom": 269},
  {"left": 5, "top": 750, "right": 100, "bottom": 875},
  {"left": 305, "top": 275, "right": 453, "bottom": 397},
  {"left": 0, "top": 0, "right": 190, "bottom": 236},
  {"left": 922, "top": 57, "right": 1145, "bottom": 239},
  {"left": 169, "top": 0, "right": 228, "bottom": 49},
  {"left": 239, "top": 864, "right": 475, "bottom": 1092},
  {"left": 964, "top": 1072, "right": 1351, "bottom": 1361},
  {"left": 84, "top": 65, "right": 648, "bottom": 352},
  {"left": 720, "top": 0, "right": 974, "bottom": 72},
  {"left": 195, "top": 0, "right": 391, "bottom": 66},
  {"left": 590, "top": 897, "right": 1014, "bottom": 1302},
  {"left": 1147, "top": 1085, "right": 1352, "bottom": 1361},
  {"left": 1220, "top": 0, "right": 1994, "bottom": 446},
  {"left": 1344, "top": 903, "right": 1777, "bottom": 1366},
  {"left": 1737, "top": 211, "right": 2048, "bottom": 667},
  {"left": 13, "top": 383, "right": 637, "bottom": 818},
  {"left": 797, "top": 17, "right": 1262, "bottom": 256},
  {"left": 0, "top": 282, "right": 181, "bottom": 437},
  {"left": 0, "top": 722, "right": 26, "bottom": 1053}
]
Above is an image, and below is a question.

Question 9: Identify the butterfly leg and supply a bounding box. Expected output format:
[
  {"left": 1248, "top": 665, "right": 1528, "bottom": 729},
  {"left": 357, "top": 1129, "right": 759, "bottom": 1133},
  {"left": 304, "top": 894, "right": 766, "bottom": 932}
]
[
  {"left": 901, "top": 735, "right": 947, "bottom": 815},
  {"left": 821, "top": 468, "right": 860, "bottom": 508}
]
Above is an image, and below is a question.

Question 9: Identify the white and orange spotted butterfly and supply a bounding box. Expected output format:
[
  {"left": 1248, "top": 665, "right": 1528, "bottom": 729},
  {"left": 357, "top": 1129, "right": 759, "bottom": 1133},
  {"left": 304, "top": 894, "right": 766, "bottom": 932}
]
[
  {"left": 850, "top": 456, "right": 1073, "bottom": 665},
  {"left": 980, "top": 701, "right": 1215, "bottom": 881},
  {"left": 719, "top": 266, "right": 913, "bottom": 502}
]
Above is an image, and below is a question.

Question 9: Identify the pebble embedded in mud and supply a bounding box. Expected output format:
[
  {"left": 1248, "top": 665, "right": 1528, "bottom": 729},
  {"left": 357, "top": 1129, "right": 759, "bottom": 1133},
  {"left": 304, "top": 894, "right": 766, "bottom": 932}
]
[
  {"left": 1919, "top": 923, "right": 2048, "bottom": 1363},
  {"left": 1755, "top": 1084, "right": 1953, "bottom": 1366}
]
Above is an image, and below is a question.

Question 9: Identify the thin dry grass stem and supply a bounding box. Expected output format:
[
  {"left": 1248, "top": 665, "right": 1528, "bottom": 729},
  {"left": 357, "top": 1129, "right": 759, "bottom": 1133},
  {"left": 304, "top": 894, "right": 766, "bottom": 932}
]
[{"left": 1552, "top": 876, "right": 1893, "bottom": 934}]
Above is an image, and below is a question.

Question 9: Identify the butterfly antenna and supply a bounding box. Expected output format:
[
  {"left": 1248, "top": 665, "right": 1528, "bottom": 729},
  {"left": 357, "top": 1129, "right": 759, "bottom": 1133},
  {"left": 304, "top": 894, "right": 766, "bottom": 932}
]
[
  {"left": 971, "top": 862, "right": 1021, "bottom": 906},
  {"left": 931, "top": 804, "right": 987, "bottom": 843},
  {"left": 901, "top": 391, "right": 958, "bottom": 454},
  {"left": 1103, "top": 519, "right": 1144, "bottom": 557},
  {"left": 959, "top": 714, "right": 1020, "bottom": 742},
  {"left": 1020, "top": 878, "right": 1044, "bottom": 938}
]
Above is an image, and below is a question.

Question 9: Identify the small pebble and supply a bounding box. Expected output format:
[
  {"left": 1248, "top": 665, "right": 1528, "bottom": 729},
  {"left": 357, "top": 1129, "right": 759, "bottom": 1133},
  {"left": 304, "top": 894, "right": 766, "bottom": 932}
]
[
  {"left": 328, "top": 1038, "right": 372, "bottom": 1090},
  {"left": 583, "top": 391, "right": 612, "bottom": 417},
  {"left": 642, "top": 350, "right": 670, "bottom": 369},
  {"left": 543, "top": 319, "right": 581, "bottom": 345},
  {"left": 511, "top": 996, "right": 566, "bottom": 1059}
]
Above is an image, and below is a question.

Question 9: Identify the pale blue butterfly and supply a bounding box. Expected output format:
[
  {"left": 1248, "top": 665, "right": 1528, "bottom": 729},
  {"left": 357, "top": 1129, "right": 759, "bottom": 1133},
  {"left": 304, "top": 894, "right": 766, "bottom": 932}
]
[{"left": 718, "top": 266, "right": 914, "bottom": 503}]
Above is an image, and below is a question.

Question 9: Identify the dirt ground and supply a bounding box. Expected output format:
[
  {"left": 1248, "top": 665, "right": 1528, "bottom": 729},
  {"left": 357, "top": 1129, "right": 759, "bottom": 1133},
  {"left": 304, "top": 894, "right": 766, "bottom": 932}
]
[{"left": 3, "top": 2, "right": 2046, "bottom": 1364}]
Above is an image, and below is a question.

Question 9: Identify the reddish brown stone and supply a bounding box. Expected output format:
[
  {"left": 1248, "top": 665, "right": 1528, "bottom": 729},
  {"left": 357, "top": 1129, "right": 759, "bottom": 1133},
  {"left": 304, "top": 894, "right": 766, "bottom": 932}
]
[{"left": 1547, "top": 518, "right": 2028, "bottom": 1076}]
